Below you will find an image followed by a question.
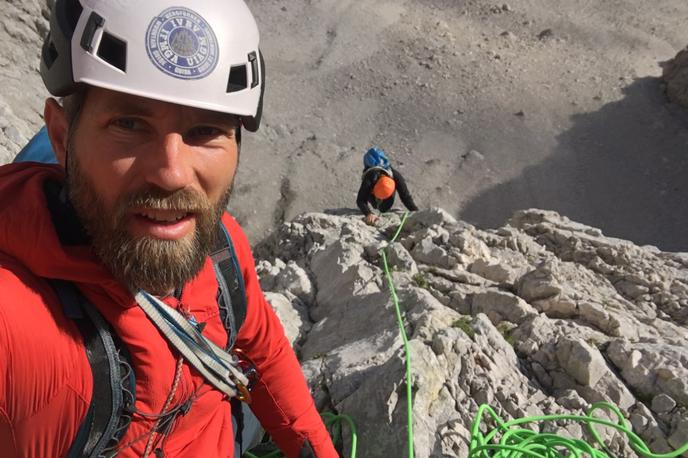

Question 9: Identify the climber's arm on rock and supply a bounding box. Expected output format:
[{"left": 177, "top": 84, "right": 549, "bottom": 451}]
[
  {"left": 357, "top": 172, "right": 376, "bottom": 216},
  {"left": 391, "top": 167, "right": 419, "bottom": 211}
]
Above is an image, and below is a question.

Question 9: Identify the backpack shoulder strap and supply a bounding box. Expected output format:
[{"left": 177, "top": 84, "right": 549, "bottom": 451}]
[
  {"left": 51, "top": 280, "right": 135, "bottom": 458},
  {"left": 210, "top": 223, "right": 248, "bottom": 350},
  {"left": 362, "top": 166, "right": 392, "bottom": 179}
]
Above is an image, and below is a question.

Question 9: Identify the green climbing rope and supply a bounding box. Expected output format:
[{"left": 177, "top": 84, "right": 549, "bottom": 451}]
[
  {"left": 380, "top": 212, "right": 688, "bottom": 458},
  {"left": 322, "top": 412, "right": 358, "bottom": 457},
  {"left": 250, "top": 211, "right": 688, "bottom": 458},
  {"left": 381, "top": 211, "right": 414, "bottom": 458},
  {"left": 242, "top": 412, "right": 358, "bottom": 458},
  {"left": 469, "top": 401, "right": 688, "bottom": 457}
]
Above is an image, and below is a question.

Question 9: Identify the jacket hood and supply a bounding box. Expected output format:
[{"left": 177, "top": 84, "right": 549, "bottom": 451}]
[{"left": 0, "top": 162, "right": 131, "bottom": 304}]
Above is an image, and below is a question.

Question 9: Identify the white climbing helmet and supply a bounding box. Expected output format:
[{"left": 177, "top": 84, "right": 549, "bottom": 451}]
[{"left": 41, "top": 0, "right": 265, "bottom": 131}]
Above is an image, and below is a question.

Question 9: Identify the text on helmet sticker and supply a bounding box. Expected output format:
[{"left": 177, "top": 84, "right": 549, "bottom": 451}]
[{"left": 145, "top": 7, "right": 219, "bottom": 80}]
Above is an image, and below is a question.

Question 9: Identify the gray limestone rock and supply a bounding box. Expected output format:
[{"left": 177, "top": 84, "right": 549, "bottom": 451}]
[
  {"left": 253, "top": 208, "right": 688, "bottom": 455},
  {"left": 385, "top": 242, "right": 419, "bottom": 276},
  {"left": 516, "top": 261, "right": 563, "bottom": 302},
  {"left": 668, "top": 415, "right": 688, "bottom": 453},
  {"left": 652, "top": 393, "right": 678, "bottom": 414},
  {"left": 555, "top": 338, "right": 609, "bottom": 387},
  {"left": 258, "top": 258, "right": 314, "bottom": 304},
  {"left": 607, "top": 339, "right": 688, "bottom": 407},
  {"left": 264, "top": 292, "right": 310, "bottom": 347},
  {"left": 403, "top": 208, "right": 458, "bottom": 233},
  {"left": 449, "top": 231, "right": 492, "bottom": 260},
  {"left": 469, "top": 258, "right": 516, "bottom": 284},
  {"left": 410, "top": 235, "right": 459, "bottom": 269},
  {"left": 663, "top": 46, "right": 688, "bottom": 109},
  {"left": 471, "top": 290, "right": 538, "bottom": 325}
]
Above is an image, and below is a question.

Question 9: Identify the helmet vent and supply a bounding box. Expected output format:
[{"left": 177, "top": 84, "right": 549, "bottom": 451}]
[
  {"left": 227, "top": 64, "right": 247, "bottom": 93},
  {"left": 248, "top": 51, "right": 259, "bottom": 88},
  {"left": 80, "top": 12, "right": 104, "bottom": 52},
  {"left": 97, "top": 32, "right": 127, "bottom": 73}
]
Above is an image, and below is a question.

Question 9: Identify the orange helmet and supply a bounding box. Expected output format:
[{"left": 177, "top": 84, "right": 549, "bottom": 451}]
[{"left": 373, "top": 175, "right": 396, "bottom": 200}]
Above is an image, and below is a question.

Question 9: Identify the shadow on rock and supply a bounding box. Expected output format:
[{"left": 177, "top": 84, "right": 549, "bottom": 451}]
[
  {"left": 323, "top": 207, "right": 361, "bottom": 216},
  {"left": 461, "top": 77, "right": 688, "bottom": 252}
]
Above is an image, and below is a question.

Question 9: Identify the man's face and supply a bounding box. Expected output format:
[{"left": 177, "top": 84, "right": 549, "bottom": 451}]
[{"left": 61, "top": 87, "right": 240, "bottom": 294}]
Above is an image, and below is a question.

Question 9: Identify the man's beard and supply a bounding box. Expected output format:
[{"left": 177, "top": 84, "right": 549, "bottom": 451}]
[{"left": 66, "top": 152, "right": 232, "bottom": 295}]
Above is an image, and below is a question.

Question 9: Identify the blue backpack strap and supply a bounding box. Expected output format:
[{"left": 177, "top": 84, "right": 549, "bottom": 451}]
[
  {"left": 50, "top": 280, "right": 135, "bottom": 458},
  {"left": 13, "top": 126, "right": 58, "bottom": 164},
  {"left": 210, "top": 224, "right": 262, "bottom": 456},
  {"left": 210, "top": 223, "right": 248, "bottom": 350}
]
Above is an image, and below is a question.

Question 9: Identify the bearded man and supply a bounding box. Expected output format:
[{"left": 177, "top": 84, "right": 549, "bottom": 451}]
[{"left": 0, "top": 0, "right": 336, "bottom": 457}]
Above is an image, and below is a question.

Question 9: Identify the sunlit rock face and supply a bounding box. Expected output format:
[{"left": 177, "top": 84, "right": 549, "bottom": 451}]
[{"left": 258, "top": 208, "right": 688, "bottom": 457}]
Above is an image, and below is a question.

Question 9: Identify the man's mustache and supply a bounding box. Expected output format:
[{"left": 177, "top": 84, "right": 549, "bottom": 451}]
[{"left": 118, "top": 187, "right": 213, "bottom": 215}]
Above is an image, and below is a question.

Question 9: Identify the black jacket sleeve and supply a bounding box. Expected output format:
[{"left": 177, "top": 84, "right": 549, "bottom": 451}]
[
  {"left": 391, "top": 167, "right": 419, "bottom": 211},
  {"left": 356, "top": 169, "right": 378, "bottom": 215}
]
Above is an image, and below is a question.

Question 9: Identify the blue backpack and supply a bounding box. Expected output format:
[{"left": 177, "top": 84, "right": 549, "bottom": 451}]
[
  {"left": 14, "top": 127, "right": 58, "bottom": 164},
  {"left": 363, "top": 147, "right": 390, "bottom": 170}
]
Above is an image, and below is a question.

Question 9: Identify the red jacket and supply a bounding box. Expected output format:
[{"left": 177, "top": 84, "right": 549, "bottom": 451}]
[{"left": 0, "top": 163, "right": 337, "bottom": 457}]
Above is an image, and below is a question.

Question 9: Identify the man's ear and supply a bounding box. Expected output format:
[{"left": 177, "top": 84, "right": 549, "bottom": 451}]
[{"left": 44, "top": 98, "right": 69, "bottom": 167}]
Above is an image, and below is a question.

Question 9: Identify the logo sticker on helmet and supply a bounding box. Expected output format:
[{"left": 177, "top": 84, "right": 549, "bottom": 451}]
[{"left": 146, "top": 7, "right": 219, "bottom": 80}]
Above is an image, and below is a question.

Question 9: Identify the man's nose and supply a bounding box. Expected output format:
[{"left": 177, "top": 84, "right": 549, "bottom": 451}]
[{"left": 144, "top": 132, "right": 194, "bottom": 191}]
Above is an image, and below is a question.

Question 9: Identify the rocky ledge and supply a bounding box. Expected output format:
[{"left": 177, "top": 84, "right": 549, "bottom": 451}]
[{"left": 255, "top": 208, "right": 687, "bottom": 457}]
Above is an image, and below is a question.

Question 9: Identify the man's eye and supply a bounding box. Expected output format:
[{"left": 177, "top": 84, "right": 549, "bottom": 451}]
[
  {"left": 111, "top": 118, "right": 143, "bottom": 131},
  {"left": 188, "top": 126, "right": 225, "bottom": 138}
]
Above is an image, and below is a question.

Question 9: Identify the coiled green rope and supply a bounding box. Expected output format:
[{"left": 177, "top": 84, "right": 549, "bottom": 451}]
[
  {"left": 322, "top": 412, "right": 358, "bottom": 457},
  {"left": 469, "top": 402, "right": 688, "bottom": 457}
]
